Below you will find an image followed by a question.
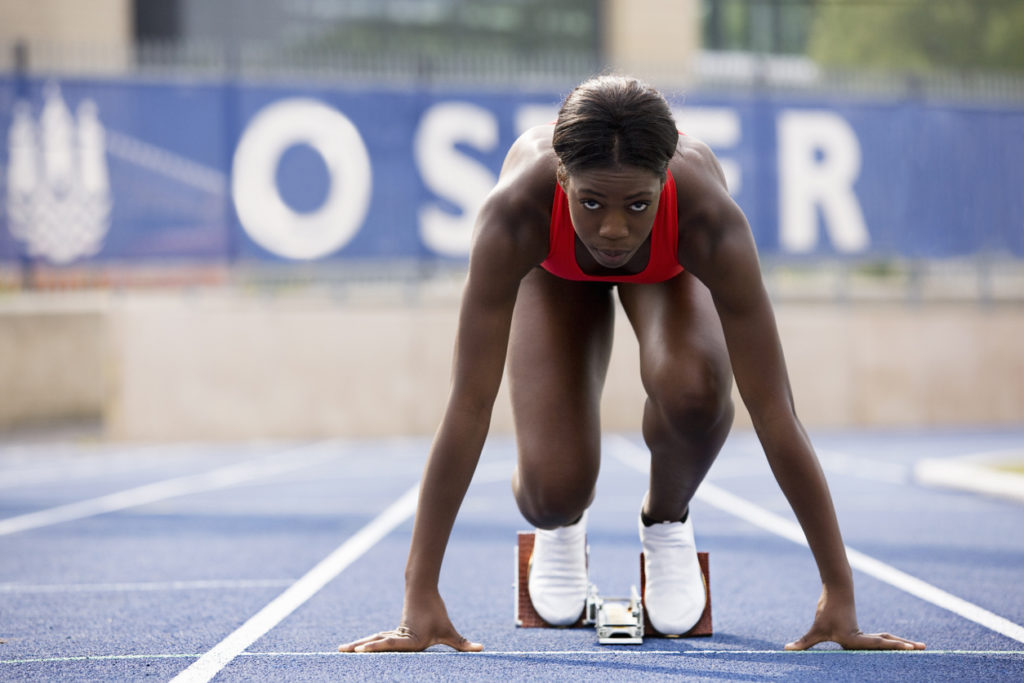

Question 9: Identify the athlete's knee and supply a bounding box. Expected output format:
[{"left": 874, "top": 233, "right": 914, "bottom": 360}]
[
  {"left": 513, "top": 466, "right": 595, "bottom": 529},
  {"left": 646, "top": 361, "right": 733, "bottom": 434}
]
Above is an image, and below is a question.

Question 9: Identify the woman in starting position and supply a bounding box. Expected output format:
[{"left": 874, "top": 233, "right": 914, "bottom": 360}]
[{"left": 340, "top": 75, "right": 925, "bottom": 653}]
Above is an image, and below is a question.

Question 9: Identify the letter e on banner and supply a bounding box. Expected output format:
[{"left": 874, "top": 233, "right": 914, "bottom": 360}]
[
  {"left": 674, "top": 106, "right": 742, "bottom": 194},
  {"left": 778, "top": 110, "right": 869, "bottom": 254},
  {"left": 232, "top": 98, "right": 372, "bottom": 260},
  {"left": 415, "top": 102, "right": 498, "bottom": 257}
]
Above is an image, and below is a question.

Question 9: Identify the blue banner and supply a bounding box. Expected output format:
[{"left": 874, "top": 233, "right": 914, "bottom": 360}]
[{"left": 1, "top": 74, "right": 1022, "bottom": 271}]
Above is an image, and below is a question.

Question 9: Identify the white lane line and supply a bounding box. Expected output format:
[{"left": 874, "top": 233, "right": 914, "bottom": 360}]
[
  {"left": 168, "top": 481, "right": 422, "bottom": 683},
  {"left": 0, "top": 463, "right": 137, "bottom": 489},
  {"left": 167, "top": 459, "right": 514, "bottom": 683},
  {"left": 0, "top": 579, "right": 295, "bottom": 594},
  {"left": 1, "top": 654, "right": 201, "bottom": 665},
  {"left": 263, "top": 649, "right": 1024, "bottom": 656},
  {"left": 915, "top": 450, "right": 1024, "bottom": 503},
  {"left": 704, "top": 449, "right": 910, "bottom": 485},
  {"left": 0, "top": 441, "right": 341, "bottom": 537},
  {"left": 4, "top": 649, "right": 1023, "bottom": 665},
  {"left": 609, "top": 435, "right": 1024, "bottom": 646},
  {"left": 0, "top": 443, "right": 282, "bottom": 490},
  {"left": 816, "top": 449, "right": 910, "bottom": 485}
]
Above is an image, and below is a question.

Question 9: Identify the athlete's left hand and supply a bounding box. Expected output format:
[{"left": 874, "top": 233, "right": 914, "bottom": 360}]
[{"left": 784, "top": 587, "right": 926, "bottom": 651}]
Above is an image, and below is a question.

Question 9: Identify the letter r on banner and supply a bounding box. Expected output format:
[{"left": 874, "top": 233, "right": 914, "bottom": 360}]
[{"left": 778, "top": 110, "right": 869, "bottom": 254}]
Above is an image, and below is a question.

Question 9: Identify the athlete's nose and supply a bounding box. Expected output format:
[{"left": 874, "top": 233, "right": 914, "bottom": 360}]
[{"left": 598, "top": 214, "right": 629, "bottom": 240}]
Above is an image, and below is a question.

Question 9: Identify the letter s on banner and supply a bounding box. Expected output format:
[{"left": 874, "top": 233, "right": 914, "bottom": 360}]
[
  {"left": 232, "top": 98, "right": 372, "bottom": 260},
  {"left": 415, "top": 102, "right": 498, "bottom": 257}
]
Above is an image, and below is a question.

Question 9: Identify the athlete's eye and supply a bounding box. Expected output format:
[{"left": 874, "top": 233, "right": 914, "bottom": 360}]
[
  {"left": 629, "top": 201, "right": 651, "bottom": 213},
  {"left": 581, "top": 199, "right": 601, "bottom": 210}
]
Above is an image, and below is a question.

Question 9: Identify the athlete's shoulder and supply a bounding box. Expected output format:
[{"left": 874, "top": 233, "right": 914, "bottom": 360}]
[
  {"left": 670, "top": 134, "right": 728, "bottom": 192},
  {"left": 485, "top": 124, "right": 558, "bottom": 222},
  {"left": 668, "top": 133, "right": 752, "bottom": 274},
  {"left": 669, "top": 134, "right": 736, "bottom": 226},
  {"left": 470, "top": 125, "right": 555, "bottom": 268},
  {"left": 498, "top": 124, "right": 559, "bottom": 190}
]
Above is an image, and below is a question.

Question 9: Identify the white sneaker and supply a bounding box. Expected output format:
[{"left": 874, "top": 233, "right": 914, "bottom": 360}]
[
  {"left": 639, "top": 508, "right": 706, "bottom": 635},
  {"left": 528, "top": 511, "right": 588, "bottom": 626}
]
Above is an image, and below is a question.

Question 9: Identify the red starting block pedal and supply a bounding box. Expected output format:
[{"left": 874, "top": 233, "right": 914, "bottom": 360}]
[
  {"left": 640, "top": 551, "right": 712, "bottom": 637},
  {"left": 514, "top": 531, "right": 587, "bottom": 628}
]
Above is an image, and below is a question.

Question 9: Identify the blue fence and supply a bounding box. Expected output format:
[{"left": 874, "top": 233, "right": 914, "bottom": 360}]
[{"left": 1, "top": 74, "right": 1022, "bottom": 272}]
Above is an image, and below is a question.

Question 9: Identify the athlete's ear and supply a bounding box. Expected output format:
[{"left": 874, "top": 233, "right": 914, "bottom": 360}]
[{"left": 556, "top": 163, "right": 569, "bottom": 192}]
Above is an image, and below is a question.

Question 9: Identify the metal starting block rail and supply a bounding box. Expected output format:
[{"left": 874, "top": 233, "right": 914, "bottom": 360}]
[{"left": 584, "top": 583, "right": 644, "bottom": 645}]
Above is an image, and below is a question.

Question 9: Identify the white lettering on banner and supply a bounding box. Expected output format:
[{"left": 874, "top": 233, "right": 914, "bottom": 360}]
[
  {"left": 673, "top": 107, "right": 742, "bottom": 194},
  {"left": 777, "top": 110, "right": 869, "bottom": 253},
  {"left": 232, "top": 98, "right": 372, "bottom": 260},
  {"left": 414, "top": 102, "right": 499, "bottom": 257},
  {"left": 226, "top": 98, "right": 870, "bottom": 262}
]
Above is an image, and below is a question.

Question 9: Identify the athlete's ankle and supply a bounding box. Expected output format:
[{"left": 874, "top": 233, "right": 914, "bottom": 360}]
[{"left": 640, "top": 506, "right": 689, "bottom": 527}]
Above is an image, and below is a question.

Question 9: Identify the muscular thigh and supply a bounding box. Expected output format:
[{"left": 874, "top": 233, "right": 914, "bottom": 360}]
[
  {"left": 508, "top": 267, "right": 614, "bottom": 480},
  {"left": 617, "top": 271, "right": 732, "bottom": 413}
]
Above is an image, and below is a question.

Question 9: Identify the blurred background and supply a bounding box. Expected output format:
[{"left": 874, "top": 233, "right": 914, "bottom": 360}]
[{"left": 1, "top": 0, "right": 1022, "bottom": 442}]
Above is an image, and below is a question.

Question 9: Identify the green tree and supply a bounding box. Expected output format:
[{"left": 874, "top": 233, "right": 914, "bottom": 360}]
[{"left": 807, "top": 0, "right": 1024, "bottom": 74}]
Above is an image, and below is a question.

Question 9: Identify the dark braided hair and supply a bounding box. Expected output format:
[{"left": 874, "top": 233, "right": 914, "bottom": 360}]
[{"left": 553, "top": 75, "right": 678, "bottom": 182}]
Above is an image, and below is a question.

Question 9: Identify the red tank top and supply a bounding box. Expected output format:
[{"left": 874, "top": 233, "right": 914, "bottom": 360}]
[{"left": 540, "top": 171, "right": 683, "bottom": 283}]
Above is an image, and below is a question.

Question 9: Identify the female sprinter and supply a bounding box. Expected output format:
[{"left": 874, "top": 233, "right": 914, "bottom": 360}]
[{"left": 339, "top": 75, "right": 925, "bottom": 653}]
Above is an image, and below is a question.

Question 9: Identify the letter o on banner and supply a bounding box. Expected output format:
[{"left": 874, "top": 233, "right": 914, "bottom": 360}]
[{"left": 232, "top": 98, "right": 372, "bottom": 260}]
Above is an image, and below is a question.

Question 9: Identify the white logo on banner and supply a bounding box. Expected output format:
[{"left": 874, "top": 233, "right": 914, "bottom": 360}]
[{"left": 6, "top": 82, "right": 112, "bottom": 264}]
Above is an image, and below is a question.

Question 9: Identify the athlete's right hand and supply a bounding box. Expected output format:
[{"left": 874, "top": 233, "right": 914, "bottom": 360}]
[{"left": 337, "top": 590, "right": 483, "bottom": 653}]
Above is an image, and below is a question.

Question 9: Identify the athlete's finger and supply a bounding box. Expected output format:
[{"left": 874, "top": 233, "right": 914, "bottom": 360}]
[
  {"left": 338, "top": 632, "right": 391, "bottom": 653},
  {"left": 784, "top": 631, "right": 823, "bottom": 651},
  {"left": 353, "top": 634, "right": 419, "bottom": 653},
  {"left": 848, "top": 632, "right": 925, "bottom": 650},
  {"left": 438, "top": 633, "right": 484, "bottom": 652},
  {"left": 876, "top": 632, "right": 926, "bottom": 649},
  {"left": 339, "top": 629, "right": 414, "bottom": 653}
]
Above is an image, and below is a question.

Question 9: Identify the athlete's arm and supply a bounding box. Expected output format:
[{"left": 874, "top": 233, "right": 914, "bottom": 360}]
[
  {"left": 674, "top": 140, "right": 924, "bottom": 651},
  {"left": 339, "top": 129, "right": 552, "bottom": 653}
]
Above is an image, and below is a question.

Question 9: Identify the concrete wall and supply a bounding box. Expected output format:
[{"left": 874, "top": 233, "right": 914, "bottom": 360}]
[
  {"left": 0, "top": 0, "right": 133, "bottom": 72},
  {"left": 773, "top": 304, "right": 1024, "bottom": 426},
  {"left": 0, "top": 0, "right": 131, "bottom": 44},
  {"left": 103, "top": 293, "right": 463, "bottom": 440},
  {"left": 0, "top": 296, "right": 108, "bottom": 430},
  {"left": 2, "top": 291, "right": 1021, "bottom": 441}
]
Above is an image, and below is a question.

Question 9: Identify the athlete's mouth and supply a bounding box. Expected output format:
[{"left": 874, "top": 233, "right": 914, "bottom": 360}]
[{"left": 592, "top": 248, "right": 632, "bottom": 268}]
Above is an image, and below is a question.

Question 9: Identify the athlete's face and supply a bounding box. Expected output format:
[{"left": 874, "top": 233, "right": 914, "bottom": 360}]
[{"left": 560, "top": 164, "right": 665, "bottom": 270}]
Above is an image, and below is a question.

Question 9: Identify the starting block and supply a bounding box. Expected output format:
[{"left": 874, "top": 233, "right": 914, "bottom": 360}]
[
  {"left": 640, "top": 549, "right": 712, "bottom": 638},
  {"left": 589, "top": 584, "right": 644, "bottom": 645},
  {"left": 515, "top": 531, "right": 712, "bottom": 644}
]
